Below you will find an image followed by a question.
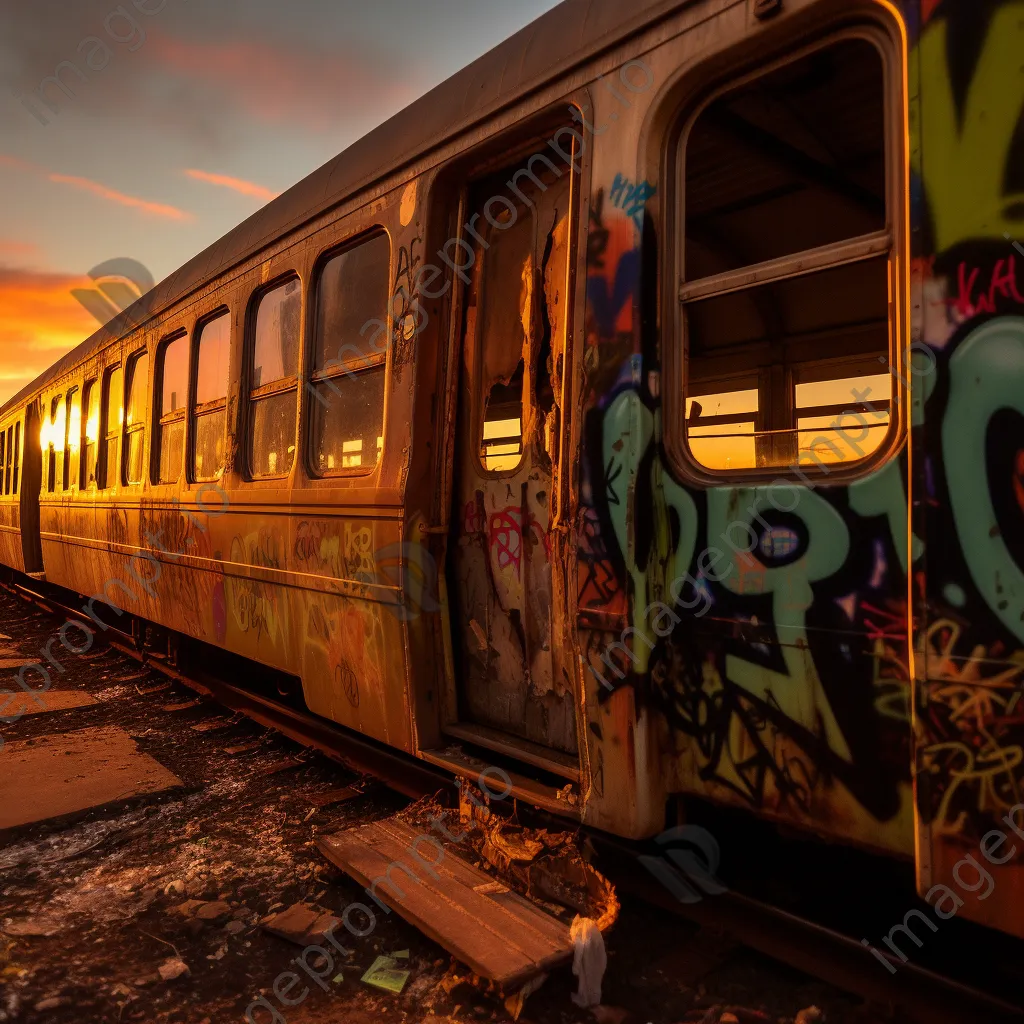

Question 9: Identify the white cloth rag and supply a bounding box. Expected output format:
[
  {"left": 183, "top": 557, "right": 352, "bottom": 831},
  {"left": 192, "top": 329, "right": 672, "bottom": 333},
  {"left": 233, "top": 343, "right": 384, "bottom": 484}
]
[{"left": 569, "top": 915, "right": 607, "bottom": 1008}]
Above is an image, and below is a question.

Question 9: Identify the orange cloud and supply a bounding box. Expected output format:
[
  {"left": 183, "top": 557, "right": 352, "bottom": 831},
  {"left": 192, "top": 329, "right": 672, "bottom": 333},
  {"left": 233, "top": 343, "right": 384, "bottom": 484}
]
[
  {"left": 47, "top": 173, "right": 193, "bottom": 221},
  {"left": 0, "top": 240, "right": 38, "bottom": 258},
  {"left": 185, "top": 168, "right": 279, "bottom": 202},
  {"left": 0, "top": 155, "right": 34, "bottom": 172},
  {"left": 0, "top": 268, "right": 100, "bottom": 404},
  {"left": 149, "top": 36, "right": 420, "bottom": 129}
]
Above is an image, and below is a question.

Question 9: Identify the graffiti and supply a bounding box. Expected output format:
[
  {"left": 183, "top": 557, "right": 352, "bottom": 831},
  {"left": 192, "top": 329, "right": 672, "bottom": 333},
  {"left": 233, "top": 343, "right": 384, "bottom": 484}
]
[
  {"left": 335, "top": 660, "right": 360, "bottom": 708},
  {"left": 390, "top": 236, "right": 426, "bottom": 369},
  {"left": 585, "top": 187, "right": 641, "bottom": 341},
  {"left": 294, "top": 520, "right": 330, "bottom": 567},
  {"left": 911, "top": 3, "right": 1024, "bottom": 252},
  {"left": 950, "top": 257, "right": 1024, "bottom": 318},
  {"left": 570, "top": 1, "right": 1024, "bottom": 868},
  {"left": 227, "top": 531, "right": 284, "bottom": 645},
  {"left": 608, "top": 173, "right": 655, "bottom": 230},
  {"left": 343, "top": 524, "right": 374, "bottom": 582},
  {"left": 578, "top": 507, "right": 626, "bottom": 616}
]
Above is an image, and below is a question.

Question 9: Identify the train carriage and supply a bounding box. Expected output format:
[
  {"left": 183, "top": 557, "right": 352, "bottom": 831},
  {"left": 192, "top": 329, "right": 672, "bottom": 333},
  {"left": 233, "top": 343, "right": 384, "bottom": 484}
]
[{"left": 3, "top": 0, "right": 1023, "bottom": 943}]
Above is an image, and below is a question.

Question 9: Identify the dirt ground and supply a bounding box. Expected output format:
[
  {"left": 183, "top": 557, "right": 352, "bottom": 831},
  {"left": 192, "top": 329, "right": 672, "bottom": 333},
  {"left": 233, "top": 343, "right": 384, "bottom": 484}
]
[{"left": 0, "top": 593, "right": 888, "bottom": 1024}]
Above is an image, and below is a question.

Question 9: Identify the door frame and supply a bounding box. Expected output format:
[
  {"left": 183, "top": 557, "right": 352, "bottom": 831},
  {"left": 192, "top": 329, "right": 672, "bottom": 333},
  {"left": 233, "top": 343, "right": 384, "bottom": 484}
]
[{"left": 430, "top": 100, "right": 593, "bottom": 778}]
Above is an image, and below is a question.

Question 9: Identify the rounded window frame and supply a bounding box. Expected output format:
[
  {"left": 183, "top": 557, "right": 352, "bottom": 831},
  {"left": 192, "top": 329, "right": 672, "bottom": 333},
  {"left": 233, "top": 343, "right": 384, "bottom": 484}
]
[{"left": 662, "top": 13, "right": 911, "bottom": 488}]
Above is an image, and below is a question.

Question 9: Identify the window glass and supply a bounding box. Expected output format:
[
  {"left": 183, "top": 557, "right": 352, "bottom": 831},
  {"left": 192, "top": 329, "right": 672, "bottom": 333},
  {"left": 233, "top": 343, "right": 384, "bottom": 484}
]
[
  {"left": 253, "top": 280, "right": 300, "bottom": 387},
  {"left": 309, "top": 236, "right": 390, "bottom": 476},
  {"left": 686, "top": 389, "right": 759, "bottom": 471},
  {"left": 194, "top": 408, "right": 226, "bottom": 482},
  {"left": 794, "top": 371, "right": 891, "bottom": 465},
  {"left": 126, "top": 352, "right": 149, "bottom": 429},
  {"left": 314, "top": 234, "right": 390, "bottom": 372},
  {"left": 193, "top": 314, "right": 230, "bottom": 481},
  {"left": 66, "top": 390, "right": 81, "bottom": 490},
  {"left": 681, "top": 37, "right": 893, "bottom": 474},
  {"left": 12, "top": 422, "right": 19, "bottom": 494},
  {"left": 124, "top": 352, "right": 148, "bottom": 485},
  {"left": 157, "top": 336, "right": 187, "bottom": 485},
  {"left": 0, "top": 428, "right": 6, "bottom": 496},
  {"left": 83, "top": 381, "right": 99, "bottom": 488},
  {"left": 161, "top": 336, "right": 188, "bottom": 415},
  {"left": 102, "top": 366, "right": 123, "bottom": 489},
  {"left": 47, "top": 397, "right": 63, "bottom": 493},
  {"left": 5, "top": 426, "right": 11, "bottom": 496},
  {"left": 251, "top": 392, "right": 296, "bottom": 478},
  {"left": 309, "top": 371, "right": 385, "bottom": 473},
  {"left": 159, "top": 420, "right": 184, "bottom": 484},
  {"left": 250, "top": 283, "right": 299, "bottom": 479},
  {"left": 197, "top": 314, "right": 230, "bottom": 405}
]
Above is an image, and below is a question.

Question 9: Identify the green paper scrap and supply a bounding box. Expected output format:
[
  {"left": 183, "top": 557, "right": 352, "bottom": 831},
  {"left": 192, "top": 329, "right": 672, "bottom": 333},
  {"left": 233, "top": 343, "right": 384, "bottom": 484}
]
[
  {"left": 332, "top": 974, "right": 344, "bottom": 984},
  {"left": 361, "top": 955, "right": 410, "bottom": 994},
  {"left": 391, "top": 949, "right": 410, "bottom": 959}
]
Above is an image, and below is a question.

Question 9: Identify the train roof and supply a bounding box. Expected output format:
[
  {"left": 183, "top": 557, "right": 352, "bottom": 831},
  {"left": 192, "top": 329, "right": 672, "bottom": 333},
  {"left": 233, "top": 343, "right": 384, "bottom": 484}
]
[{"left": 4, "top": 0, "right": 685, "bottom": 418}]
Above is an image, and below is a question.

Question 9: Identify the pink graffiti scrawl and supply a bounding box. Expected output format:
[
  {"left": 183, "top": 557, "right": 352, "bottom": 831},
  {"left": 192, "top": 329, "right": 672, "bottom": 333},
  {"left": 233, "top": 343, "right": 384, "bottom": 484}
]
[{"left": 488, "top": 507, "right": 523, "bottom": 575}]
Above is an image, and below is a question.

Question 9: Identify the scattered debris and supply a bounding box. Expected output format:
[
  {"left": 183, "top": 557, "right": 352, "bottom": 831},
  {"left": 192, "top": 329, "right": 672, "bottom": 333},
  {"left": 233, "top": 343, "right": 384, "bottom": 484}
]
[
  {"left": 361, "top": 953, "right": 411, "bottom": 994},
  {"left": 308, "top": 784, "right": 368, "bottom": 808},
  {"left": 160, "top": 700, "right": 203, "bottom": 712},
  {"left": 222, "top": 741, "right": 261, "bottom": 756},
  {"left": 190, "top": 719, "right": 235, "bottom": 733},
  {"left": 157, "top": 957, "right": 190, "bottom": 981},
  {"left": 505, "top": 972, "right": 548, "bottom": 1021},
  {"left": 136, "top": 682, "right": 172, "bottom": 696},
  {"left": 2, "top": 916, "right": 62, "bottom": 937},
  {"left": 589, "top": 1005, "right": 630, "bottom": 1024},
  {"left": 261, "top": 903, "right": 340, "bottom": 947},
  {"left": 680, "top": 1008, "right": 773, "bottom": 1023},
  {"left": 195, "top": 900, "right": 232, "bottom": 921}
]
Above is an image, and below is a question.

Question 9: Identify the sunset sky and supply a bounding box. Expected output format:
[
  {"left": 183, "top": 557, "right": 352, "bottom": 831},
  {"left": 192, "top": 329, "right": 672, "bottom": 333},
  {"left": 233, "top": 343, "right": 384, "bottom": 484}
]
[{"left": 0, "top": 0, "right": 561, "bottom": 403}]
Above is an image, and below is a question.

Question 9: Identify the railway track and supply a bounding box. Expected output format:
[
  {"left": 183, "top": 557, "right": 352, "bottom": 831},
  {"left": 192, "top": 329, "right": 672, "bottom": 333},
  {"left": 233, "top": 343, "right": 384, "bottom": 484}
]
[{"left": 4, "top": 574, "right": 1022, "bottom": 1024}]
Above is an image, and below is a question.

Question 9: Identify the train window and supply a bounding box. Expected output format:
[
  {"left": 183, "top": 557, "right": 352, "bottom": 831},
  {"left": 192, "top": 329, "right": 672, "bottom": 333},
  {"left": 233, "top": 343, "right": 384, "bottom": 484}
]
[
  {"left": 124, "top": 351, "right": 149, "bottom": 485},
  {"left": 0, "top": 429, "right": 6, "bottom": 497},
  {"left": 678, "top": 34, "right": 897, "bottom": 476},
  {"left": 156, "top": 334, "right": 188, "bottom": 484},
  {"left": 5, "top": 426, "right": 12, "bottom": 495},
  {"left": 65, "top": 389, "right": 80, "bottom": 490},
  {"left": 46, "top": 396, "right": 62, "bottom": 493},
  {"left": 100, "top": 365, "right": 123, "bottom": 489},
  {"left": 82, "top": 380, "right": 99, "bottom": 488},
  {"left": 308, "top": 233, "right": 389, "bottom": 475},
  {"left": 473, "top": 205, "right": 535, "bottom": 473},
  {"left": 250, "top": 279, "right": 300, "bottom": 478},
  {"left": 12, "top": 422, "right": 19, "bottom": 495},
  {"left": 193, "top": 313, "right": 230, "bottom": 482}
]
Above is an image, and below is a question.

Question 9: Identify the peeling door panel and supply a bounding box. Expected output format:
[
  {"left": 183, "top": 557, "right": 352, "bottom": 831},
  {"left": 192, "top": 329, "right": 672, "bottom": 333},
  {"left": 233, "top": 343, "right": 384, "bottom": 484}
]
[{"left": 451, "top": 160, "right": 577, "bottom": 756}]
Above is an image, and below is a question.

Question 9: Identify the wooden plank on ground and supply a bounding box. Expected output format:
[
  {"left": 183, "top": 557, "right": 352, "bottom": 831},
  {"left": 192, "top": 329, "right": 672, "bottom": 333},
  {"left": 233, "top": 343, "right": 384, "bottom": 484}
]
[
  {"left": 0, "top": 725, "right": 182, "bottom": 830},
  {"left": 318, "top": 817, "right": 572, "bottom": 988}
]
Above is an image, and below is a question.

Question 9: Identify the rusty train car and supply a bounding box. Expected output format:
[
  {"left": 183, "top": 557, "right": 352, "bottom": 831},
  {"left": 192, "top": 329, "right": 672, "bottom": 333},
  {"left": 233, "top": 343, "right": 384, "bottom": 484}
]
[{"left": 2, "top": 0, "right": 1023, "bottom": 941}]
